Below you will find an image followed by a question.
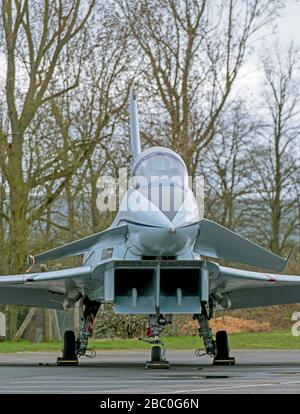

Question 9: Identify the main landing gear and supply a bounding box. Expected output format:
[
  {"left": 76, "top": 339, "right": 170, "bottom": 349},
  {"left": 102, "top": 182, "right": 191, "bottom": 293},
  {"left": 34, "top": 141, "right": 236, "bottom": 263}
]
[
  {"left": 57, "top": 298, "right": 100, "bottom": 366},
  {"left": 140, "top": 314, "right": 171, "bottom": 369},
  {"left": 56, "top": 299, "right": 235, "bottom": 368},
  {"left": 194, "top": 302, "right": 235, "bottom": 366}
]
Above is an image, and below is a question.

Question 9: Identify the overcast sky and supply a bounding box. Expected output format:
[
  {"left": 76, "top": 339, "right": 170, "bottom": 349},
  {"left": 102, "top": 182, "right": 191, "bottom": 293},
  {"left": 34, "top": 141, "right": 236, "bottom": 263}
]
[
  {"left": 278, "top": 0, "right": 300, "bottom": 45},
  {"left": 1, "top": 1, "right": 299, "bottom": 106},
  {"left": 235, "top": 1, "right": 300, "bottom": 100}
]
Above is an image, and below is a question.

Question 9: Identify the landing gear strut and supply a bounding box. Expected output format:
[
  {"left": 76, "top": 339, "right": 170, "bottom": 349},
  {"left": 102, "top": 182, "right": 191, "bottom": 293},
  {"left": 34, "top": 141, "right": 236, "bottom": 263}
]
[
  {"left": 76, "top": 298, "right": 100, "bottom": 357},
  {"left": 194, "top": 302, "right": 235, "bottom": 365},
  {"left": 57, "top": 298, "right": 100, "bottom": 366},
  {"left": 140, "top": 313, "right": 171, "bottom": 369},
  {"left": 194, "top": 303, "right": 216, "bottom": 357}
]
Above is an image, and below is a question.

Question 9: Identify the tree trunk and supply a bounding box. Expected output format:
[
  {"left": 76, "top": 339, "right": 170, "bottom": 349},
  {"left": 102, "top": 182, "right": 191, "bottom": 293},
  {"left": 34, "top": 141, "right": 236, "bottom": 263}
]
[
  {"left": 0, "top": 178, "right": 5, "bottom": 274},
  {"left": 44, "top": 309, "right": 52, "bottom": 342},
  {"left": 89, "top": 163, "right": 101, "bottom": 232},
  {"left": 6, "top": 138, "right": 28, "bottom": 338}
]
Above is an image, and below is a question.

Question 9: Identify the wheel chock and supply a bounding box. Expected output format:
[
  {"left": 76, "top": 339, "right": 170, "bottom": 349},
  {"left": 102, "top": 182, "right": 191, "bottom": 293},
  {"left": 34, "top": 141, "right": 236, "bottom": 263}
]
[
  {"left": 145, "top": 360, "right": 170, "bottom": 369},
  {"left": 213, "top": 357, "right": 235, "bottom": 366},
  {"left": 56, "top": 357, "right": 79, "bottom": 366}
]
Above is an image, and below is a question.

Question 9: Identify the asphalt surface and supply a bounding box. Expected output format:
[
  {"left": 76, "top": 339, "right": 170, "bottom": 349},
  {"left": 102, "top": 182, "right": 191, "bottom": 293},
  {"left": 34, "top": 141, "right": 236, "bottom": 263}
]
[{"left": 1, "top": 350, "right": 300, "bottom": 394}]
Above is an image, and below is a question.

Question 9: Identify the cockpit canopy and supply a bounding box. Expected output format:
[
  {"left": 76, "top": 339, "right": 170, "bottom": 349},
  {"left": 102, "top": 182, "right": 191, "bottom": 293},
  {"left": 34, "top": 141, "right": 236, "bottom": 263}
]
[
  {"left": 121, "top": 147, "right": 198, "bottom": 223},
  {"left": 132, "top": 148, "right": 188, "bottom": 182}
]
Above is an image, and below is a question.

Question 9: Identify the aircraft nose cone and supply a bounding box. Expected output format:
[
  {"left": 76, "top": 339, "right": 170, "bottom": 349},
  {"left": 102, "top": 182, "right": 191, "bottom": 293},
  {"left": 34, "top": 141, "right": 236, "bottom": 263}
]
[
  {"left": 136, "top": 226, "right": 187, "bottom": 255},
  {"left": 127, "top": 222, "right": 198, "bottom": 256}
]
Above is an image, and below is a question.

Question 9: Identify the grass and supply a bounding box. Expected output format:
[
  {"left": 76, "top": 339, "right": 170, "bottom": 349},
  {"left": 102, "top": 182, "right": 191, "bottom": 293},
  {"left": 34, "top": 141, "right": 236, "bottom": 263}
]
[{"left": 1, "top": 331, "right": 300, "bottom": 353}]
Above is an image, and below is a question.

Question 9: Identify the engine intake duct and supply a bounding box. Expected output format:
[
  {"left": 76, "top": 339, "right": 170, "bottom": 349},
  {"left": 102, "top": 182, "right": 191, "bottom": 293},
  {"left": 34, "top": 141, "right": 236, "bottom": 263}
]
[
  {"left": 112, "top": 261, "right": 205, "bottom": 314},
  {"left": 115, "top": 268, "right": 155, "bottom": 313},
  {"left": 160, "top": 268, "right": 200, "bottom": 313}
]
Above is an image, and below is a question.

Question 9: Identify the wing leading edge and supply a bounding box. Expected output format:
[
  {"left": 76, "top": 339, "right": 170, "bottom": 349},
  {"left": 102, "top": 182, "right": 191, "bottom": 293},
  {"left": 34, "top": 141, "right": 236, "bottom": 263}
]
[{"left": 31, "top": 224, "right": 128, "bottom": 264}]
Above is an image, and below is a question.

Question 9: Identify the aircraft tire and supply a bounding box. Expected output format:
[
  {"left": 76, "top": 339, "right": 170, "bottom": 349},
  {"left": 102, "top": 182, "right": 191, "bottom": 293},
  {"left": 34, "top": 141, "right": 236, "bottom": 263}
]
[
  {"left": 63, "top": 330, "right": 76, "bottom": 359},
  {"left": 151, "top": 345, "right": 162, "bottom": 362},
  {"left": 215, "top": 330, "right": 229, "bottom": 359}
]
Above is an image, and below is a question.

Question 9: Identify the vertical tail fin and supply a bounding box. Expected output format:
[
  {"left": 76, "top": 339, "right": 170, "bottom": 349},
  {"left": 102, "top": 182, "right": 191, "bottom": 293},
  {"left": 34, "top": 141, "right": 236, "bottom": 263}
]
[{"left": 129, "top": 88, "right": 141, "bottom": 160}]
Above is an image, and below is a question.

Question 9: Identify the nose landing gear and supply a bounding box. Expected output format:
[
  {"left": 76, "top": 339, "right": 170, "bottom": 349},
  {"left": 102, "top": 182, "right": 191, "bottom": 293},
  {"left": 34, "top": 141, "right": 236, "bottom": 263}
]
[{"left": 140, "top": 314, "right": 171, "bottom": 369}]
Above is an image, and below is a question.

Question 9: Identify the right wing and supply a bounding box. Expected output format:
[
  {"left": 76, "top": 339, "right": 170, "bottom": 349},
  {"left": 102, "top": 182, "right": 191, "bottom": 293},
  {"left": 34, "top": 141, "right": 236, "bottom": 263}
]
[
  {"left": 0, "top": 266, "right": 92, "bottom": 309},
  {"left": 31, "top": 224, "right": 128, "bottom": 264},
  {"left": 1, "top": 224, "right": 128, "bottom": 309}
]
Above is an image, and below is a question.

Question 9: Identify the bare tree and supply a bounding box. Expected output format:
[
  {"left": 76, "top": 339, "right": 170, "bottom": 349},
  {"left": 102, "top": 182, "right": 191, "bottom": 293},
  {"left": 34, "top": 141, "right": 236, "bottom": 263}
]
[
  {"left": 201, "top": 100, "right": 255, "bottom": 231},
  {"left": 1, "top": 0, "right": 95, "bottom": 272},
  {"left": 0, "top": 137, "right": 8, "bottom": 275},
  {"left": 0, "top": 0, "right": 95, "bottom": 337},
  {"left": 246, "top": 43, "right": 300, "bottom": 255},
  {"left": 49, "top": 8, "right": 133, "bottom": 235},
  {"left": 118, "top": 0, "right": 284, "bottom": 176}
]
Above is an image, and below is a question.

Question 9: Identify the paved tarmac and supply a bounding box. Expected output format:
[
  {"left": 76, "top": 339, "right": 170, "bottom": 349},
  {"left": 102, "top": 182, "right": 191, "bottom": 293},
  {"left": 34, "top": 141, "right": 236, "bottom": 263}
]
[{"left": 1, "top": 350, "right": 300, "bottom": 394}]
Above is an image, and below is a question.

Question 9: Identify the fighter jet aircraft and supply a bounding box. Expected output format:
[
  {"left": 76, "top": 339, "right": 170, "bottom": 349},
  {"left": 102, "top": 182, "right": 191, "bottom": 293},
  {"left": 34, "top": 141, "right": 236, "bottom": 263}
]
[{"left": 0, "top": 89, "right": 299, "bottom": 367}]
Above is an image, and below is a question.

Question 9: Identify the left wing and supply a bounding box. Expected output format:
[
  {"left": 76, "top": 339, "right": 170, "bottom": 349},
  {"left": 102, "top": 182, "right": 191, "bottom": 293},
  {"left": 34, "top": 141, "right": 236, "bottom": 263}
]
[
  {"left": 0, "top": 266, "right": 92, "bottom": 309},
  {"left": 211, "top": 264, "right": 300, "bottom": 310},
  {"left": 194, "top": 219, "right": 288, "bottom": 271}
]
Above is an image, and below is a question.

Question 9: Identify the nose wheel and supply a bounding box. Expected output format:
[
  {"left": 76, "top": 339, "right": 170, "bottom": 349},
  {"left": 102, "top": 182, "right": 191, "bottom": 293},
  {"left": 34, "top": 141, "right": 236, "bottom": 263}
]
[
  {"left": 145, "top": 343, "right": 170, "bottom": 369},
  {"left": 151, "top": 345, "right": 163, "bottom": 362}
]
